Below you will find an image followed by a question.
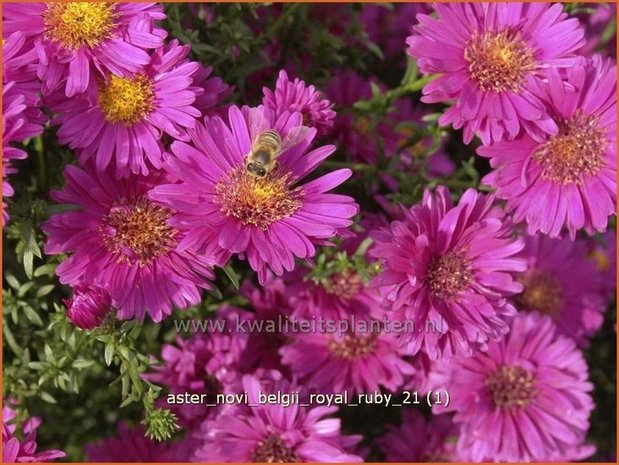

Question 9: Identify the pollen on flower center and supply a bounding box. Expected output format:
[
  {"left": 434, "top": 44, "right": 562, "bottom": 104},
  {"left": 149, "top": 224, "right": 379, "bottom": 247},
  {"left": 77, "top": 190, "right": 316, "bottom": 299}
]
[
  {"left": 43, "top": 3, "right": 117, "bottom": 50},
  {"left": 216, "top": 167, "right": 303, "bottom": 230},
  {"left": 426, "top": 251, "right": 473, "bottom": 300},
  {"left": 465, "top": 29, "right": 536, "bottom": 93},
  {"left": 101, "top": 197, "right": 177, "bottom": 266},
  {"left": 486, "top": 365, "right": 537, "bottom": 409},
  {"left": 328, "top": 333, "right": 378, "bottom": 361},
  {"left": 323, "top": 270, "right": 364, "bottom": 300},
  {"left": 516, "top": 269, "right": 563, "bottom": 319},
  {"left": 533, "top": 111, "right": 607, "bottom": 185},
  {"left": 98, "top": 75, "right": 155, "bottom": 126},
  {"left": 251, "top": 433, "right": 299, "bottom": 463}
]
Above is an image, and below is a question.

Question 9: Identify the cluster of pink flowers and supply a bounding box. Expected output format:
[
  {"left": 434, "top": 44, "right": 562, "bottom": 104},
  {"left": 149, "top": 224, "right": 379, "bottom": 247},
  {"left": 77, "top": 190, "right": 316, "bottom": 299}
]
[
  {"left": 1, "top": 3, "right": 357, "bottom": 324},
  {"left": 2, "top": 400, "right": 65, "bottom": 463},
  {"left": 408, "top": 3, "right": 616, "bottom": 238},
  {"left": 2, "top": 2, "right": 615, "bottom": 463}
]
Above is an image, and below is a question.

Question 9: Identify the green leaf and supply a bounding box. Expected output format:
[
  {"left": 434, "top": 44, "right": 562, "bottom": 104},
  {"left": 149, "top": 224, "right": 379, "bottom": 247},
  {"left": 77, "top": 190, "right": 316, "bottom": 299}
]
[
  {"left": 18, "top": 281, "right": 35, "bottom": 298},
  {"left": 222, "top": 263, "right": 240, "bottom": 289},
  {"left": 36, "top": 284, "right": 55, "bottom": 298},
  {"left": 23, "top": 305, "right": 43, "bottom": 326},
  {"left": 120, "top": 396, "right": 136, "bottom": 408},
  {"left": 104, "top": 344, "right": 115, "bottom": 366},
  {"left": 23, "top": 249, "right": 34, "bottom": 279},
  {"left": 40, "top": 391, "right": 57, "bottom": 404},
  {"left": 4, "top": 274, "right": 20, "bottom": 291},
  {"left": 72, "top": 359, "right": 95, "bottom": 369},
  {"left": 370, "top": 81, "right": 382, "bottom": 98},
  {"left": 28, "top": 361, "right": 47, "bottom": 370},
  {"left": 34, "top": 263, "right": 57, "bottom": 277},
  {"left": 44, "top": 344, "right": 54, "bottom": 360},
  {"left": 400, "top": 56, "right": 419, "bottom": 86}
]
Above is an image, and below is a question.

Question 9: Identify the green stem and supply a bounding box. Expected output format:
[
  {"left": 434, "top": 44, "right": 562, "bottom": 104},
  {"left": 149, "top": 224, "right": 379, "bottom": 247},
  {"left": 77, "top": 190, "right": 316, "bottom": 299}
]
[
  {"left": 321, "top": 161, "right": 378, "bottom": 173},
  {"left": 36, "top": 137, "right": 47, "bottom": 192}
]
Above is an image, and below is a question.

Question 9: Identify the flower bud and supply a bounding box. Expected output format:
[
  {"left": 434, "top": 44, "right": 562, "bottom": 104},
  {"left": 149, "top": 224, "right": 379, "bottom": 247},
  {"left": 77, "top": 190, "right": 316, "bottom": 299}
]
[{"left": 64, "top": 283, "right": 112, "bottom": 330}]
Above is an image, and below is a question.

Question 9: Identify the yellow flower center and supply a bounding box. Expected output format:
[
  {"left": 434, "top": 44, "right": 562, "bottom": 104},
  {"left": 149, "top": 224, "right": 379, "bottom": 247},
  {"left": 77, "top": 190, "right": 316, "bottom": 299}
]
[
  {"left": 252, "top": 434, "right": 298, "bottom": 463},
  {"left": 101, "top": 197, "right": 177, "bottom": 266},
  {"left": 533, "top": 111, "right": 607, "bottom": 185},
  {"left": 98, "top": 75, "right": 155, "bottom": 126},
  {"left": 590, "top": 249, "right": 610, "bottom": 272},
  {"left": 426, "top": 251, "right": 473, "bottom": 300},
  {"left": 464, "top": 29, "right": 536, "bottom": 93},
  {"left": 43, "top": 3, "right": 117, "bottom": 50},
  {"left": 216, "top": 167, "right": 303, "bottom": 230},
  {"left": 486, "top": 365, "right": 537, "bottom": 409},
  {"left": 323, "top": 270, "right": 364, "bottom": 300},
  {"left": 328, "top": 332, "right": 378, "bottom": 361},
  {"left": 516, "top": 269, "right": 563, "bottom": 319}
]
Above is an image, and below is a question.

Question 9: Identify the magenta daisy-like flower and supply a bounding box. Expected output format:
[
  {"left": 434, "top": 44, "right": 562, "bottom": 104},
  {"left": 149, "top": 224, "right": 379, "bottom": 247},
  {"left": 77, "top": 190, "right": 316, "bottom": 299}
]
[
  {"left": 515, "top": 233, "right": 606, "bottom": 347},
  {"left": 588, "top": 230, "right": 617, "bottom": 299},
  {"left": 280, "top": 315, "right": 414, "bottom": 395},
  {"left": 42, "top": 164, "right": 223, "bottom": 322},
  {"left": 3, "top": 401, "right": 66, "bottom": 463},
  {"left": 263, "top": 70, "right": 335, "bottom": 136},
  {"left": 2, "top": 87, "right": 28, "bottom": 227},
  {"left": 2, "top": 32, "right": 46, "bottom": 226},
  {"left": 191, "top": 372, "right": 363, "bottom": 463},
  {"left": 85, "top": 422, "right": 188, "bottom": 462},
  {"left": 149, "top": 106, "right": 358, "bottom": 284},
  {"left": 146, "top": 307, "right": 249, "bottom": 429},
  {"left": 407, "top": 2, "right": 585, "bottom": 145},
  {"left": 479, "top": 56, "right": 616, "bottom": 238},
  {"left": 49, "top": 40, "right": 211, "bottom": 177},
  {"left": 370, "top": 186, "right": 526, "bottom": 359},
  {"left": 240, "top": 277, "right": 294, "bottom": 372},
  {"left": 3, "top": 31, "right": 46, "bottom": 141},
  {"left": 360, "top": 4, "right": 429, "bottom": 61},
  {"left": 434, "top": 311, "right": 595, "bottom": 462},
  {"left": 376, "top": 409, "right": 458, "bottom": 462},
  {"left": 284, "top": 257, "right": 381, "bottom": 321},
  {"left": 3, "top": 2, "right": 166, "bottom": 97}
]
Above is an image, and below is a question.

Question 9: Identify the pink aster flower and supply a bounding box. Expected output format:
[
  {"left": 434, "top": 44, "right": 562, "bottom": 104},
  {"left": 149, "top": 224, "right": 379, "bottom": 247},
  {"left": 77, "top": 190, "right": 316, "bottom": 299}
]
[
  {"left": 240, "top": 277, "right": 294, "bottom": 372},
  {"left": 376, "top": 409, "right": 458, "bottom": 462},
  {"left": 3, "top": 31, "right": 46, "bottom": 140},
  {"left": 407, "top": 2, "right": 585, "bottom": 145},
  {"left": 149, "top": 106, "right": 358, "bottom": 284},
  {"left": 579, "top": 3, "right": 616, "bottom": 57},
  {"left": 402, "top": 351, "right": 445, "bottom": 395},
  {"left": 2, "top": 401, "right": 66, "bottom": 463},
  {"left": 370, "top": 186, "right": 526, "bottom": 359},
  {"left": 42, "top": 164, "right": 223, "bottom": 322},
  {"left": 479, "top": 56, "right": 617, "bottom": 238},
  {"left": 588, "top": 230, "right": 617, "bottom": 299},
  {"left": 262, "top": 70, "right": 335, "bottom": 136},
  {"left": 64, "top": 283, "right": 112, "bottom": 330},
  {"left": 191, "top": 372, "right": 363, "bottom": 463},
  {"left": 2, "top": 32, "right": 46, "bottom": 226},
  {"left": 2, "top": 89, "right": 28, "bottom": 227},
  {"left": 146, "top": 307, "right": 250, "bottom": 429},
  {"left": 3, "top": 2, "right": 166, "bottom": 97},
  {"left": 85, "top": 422, "right": 188, "bottom": 462},
  {"left": 514, "top": 233, "right": 606, "bottom": 347},
  {"left": 325, "top": 71, "right": 455, "bottom": 180},
  {"left": 434, "top": 311, "right": 595, "bottom": 462},
  {"left": 49, "top": 40, "right": 213, "bottom": 178},
  {"left": 360, "top": 4, "right": 429, "bottom": 61},
  {"left": 280, "top": 315, "right": 414, "bottom": 395}
]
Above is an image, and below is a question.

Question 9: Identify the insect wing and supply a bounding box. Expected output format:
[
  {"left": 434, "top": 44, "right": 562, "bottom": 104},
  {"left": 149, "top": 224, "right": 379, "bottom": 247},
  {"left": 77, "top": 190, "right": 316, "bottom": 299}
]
[
  {"left": 247, "top": 107, "right": 270, "bottom": 142},
  {"left": 280, "top": 126, "right": 310, "bottom": 152}
]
